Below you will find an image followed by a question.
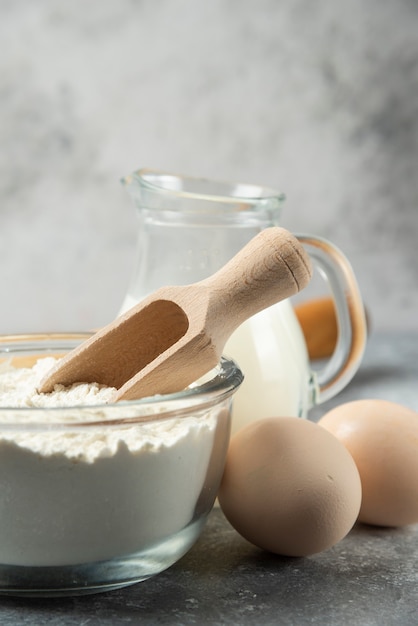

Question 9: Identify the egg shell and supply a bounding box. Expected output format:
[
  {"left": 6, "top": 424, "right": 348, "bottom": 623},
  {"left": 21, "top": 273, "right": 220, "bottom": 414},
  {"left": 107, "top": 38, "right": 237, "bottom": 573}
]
[
  {"left": 294, "top": 297, "right": 339, "bottom": 360},
  {"left": 294, "top": 296, "right": 370, "bottom": 360},
  {"left": 218, "top": 417, "right": 362, "bottom": 557},
  {"left": 319, "top": 399, "right": 418, "bottom": 527}
]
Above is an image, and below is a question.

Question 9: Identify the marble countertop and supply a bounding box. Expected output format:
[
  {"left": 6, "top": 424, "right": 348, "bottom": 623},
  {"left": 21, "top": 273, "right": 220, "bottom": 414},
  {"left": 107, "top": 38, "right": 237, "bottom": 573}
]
[{"left": 0, "top": 332, "right": 417, "bottom": 625}]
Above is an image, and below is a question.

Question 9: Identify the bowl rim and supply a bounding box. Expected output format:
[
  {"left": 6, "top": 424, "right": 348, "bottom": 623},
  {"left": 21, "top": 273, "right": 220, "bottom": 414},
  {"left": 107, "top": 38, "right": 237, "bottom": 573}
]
[{"left": 0, "top": 333, "right": 243, "bottom": 428}]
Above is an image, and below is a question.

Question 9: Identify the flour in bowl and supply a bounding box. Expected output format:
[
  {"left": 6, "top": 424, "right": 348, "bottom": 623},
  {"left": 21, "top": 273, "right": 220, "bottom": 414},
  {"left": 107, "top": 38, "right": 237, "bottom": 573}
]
[
  {"left": 0, "top": 358, "right": 223, "bottom": 566},
  {"left": 0, "top": 356, "right": 116, "bottom": 408}
]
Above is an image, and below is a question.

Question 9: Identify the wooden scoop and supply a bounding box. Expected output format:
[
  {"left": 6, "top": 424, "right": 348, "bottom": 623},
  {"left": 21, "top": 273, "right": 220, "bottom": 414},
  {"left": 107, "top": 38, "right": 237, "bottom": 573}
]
[{"left": 38, "top": 227, "right": 312, "bottom": 402}]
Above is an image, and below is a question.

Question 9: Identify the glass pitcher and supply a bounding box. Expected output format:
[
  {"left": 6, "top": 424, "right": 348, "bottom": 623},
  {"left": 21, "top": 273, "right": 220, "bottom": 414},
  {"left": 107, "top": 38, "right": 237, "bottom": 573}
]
[{"left": 119, "top": 168, "right": 367, "bottom": 434}]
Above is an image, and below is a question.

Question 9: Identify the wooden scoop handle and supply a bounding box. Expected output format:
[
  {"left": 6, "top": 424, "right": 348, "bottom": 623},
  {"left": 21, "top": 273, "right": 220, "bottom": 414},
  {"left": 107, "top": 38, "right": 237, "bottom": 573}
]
[
  {"left": 199, "top": 227, "right": 313, "bottom": 342},
  {"left": 110, "top": 227, "right": 313, "bottom": 400}
]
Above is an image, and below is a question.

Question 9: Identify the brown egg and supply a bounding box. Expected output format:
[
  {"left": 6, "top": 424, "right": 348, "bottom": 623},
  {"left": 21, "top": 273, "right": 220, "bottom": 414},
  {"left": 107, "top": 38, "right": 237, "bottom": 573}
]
[
  {"left": 294, "top": 296, "right": 370, "bottom": 360},
  {"left": 319, "top": 399, "right": 418, "bottom": 527},
  {"left": 218, "top": 417, "right": 362, "bottom": 556},
  {"left": 294, "top": 297, "right": 339, "bottom": 359}
]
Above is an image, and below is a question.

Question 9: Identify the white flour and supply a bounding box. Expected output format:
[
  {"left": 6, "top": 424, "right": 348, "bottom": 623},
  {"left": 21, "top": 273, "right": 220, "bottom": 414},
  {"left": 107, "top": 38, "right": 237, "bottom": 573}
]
[{"left": 0, "top": 358, "right": 218, "bottom": 566}]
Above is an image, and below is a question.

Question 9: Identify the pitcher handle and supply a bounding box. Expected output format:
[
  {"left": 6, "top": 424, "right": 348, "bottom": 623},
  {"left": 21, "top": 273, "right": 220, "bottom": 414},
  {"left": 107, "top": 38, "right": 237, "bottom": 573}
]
[{"left": 296, "top": 234, "right": 367, "bottom": 404}]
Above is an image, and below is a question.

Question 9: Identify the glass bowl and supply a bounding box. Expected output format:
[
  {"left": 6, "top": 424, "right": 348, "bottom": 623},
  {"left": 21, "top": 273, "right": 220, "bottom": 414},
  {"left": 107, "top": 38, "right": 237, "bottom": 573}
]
[{"left": 0, "top": 333, "right": 243, "bottom": 597}]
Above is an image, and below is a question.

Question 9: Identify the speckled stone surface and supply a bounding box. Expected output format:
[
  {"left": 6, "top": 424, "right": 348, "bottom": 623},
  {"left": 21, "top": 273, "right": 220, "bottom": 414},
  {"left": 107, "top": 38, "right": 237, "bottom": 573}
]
[
  {"left": 0, "top": 332, "right": 416, "bottom": 625},
  {"left": 0, "top": 0, "right": 417, "bottom": 334}
]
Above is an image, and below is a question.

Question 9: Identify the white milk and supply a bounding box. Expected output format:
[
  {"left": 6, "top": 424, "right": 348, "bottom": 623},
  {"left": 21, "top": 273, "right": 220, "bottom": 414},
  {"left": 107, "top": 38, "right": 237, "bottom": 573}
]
[{"left": 224, "top": 300, "right": 314, "bottom": 434}]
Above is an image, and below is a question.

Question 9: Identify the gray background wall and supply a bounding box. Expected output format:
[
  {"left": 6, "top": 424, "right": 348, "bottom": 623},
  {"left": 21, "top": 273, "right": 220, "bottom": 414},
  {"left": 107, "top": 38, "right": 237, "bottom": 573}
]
[{"left": 1, "top": 0, "right": 417, "bottom": 334}]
